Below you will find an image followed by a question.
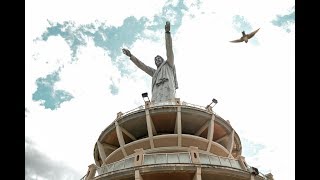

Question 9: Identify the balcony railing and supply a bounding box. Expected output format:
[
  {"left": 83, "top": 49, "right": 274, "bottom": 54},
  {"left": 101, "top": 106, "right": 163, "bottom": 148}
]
[
  {"left": 119, "top": 99, "right": 221, "bottom": 120},
  {"left": 95, "top": 152, "right": 244, "bottom": 176}
]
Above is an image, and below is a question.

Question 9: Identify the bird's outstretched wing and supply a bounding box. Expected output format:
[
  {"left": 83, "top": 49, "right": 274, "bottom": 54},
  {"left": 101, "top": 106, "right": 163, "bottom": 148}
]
[
  {"left": 230, "top": 38, "right": 243, "bottom": 43},
  {"left": 247, "top": 28, "right": 260, "bottom": 39}
]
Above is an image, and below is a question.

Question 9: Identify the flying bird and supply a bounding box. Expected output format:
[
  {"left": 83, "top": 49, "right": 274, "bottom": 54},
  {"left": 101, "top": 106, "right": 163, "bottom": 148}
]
[{"left": 230, "top": 28, "right": 260, "bottom": 43}]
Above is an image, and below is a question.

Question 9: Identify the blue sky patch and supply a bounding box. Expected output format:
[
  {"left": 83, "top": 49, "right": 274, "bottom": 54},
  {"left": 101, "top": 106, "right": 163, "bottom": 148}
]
[
  {"left": 32, "top": 70, "right": 73, "bottom": 110},
  {"left": 232, "top": 15, "right": 252, "bottom": 33},
  {"left": 241, "top": 138, "right": 265, "bottom": 157},
  {"left": 41, "top": 21, "right": 87, "bottom": 60},
  {"left": 109, "top": 80, "right": 119, "bottom": 95},
  {"left": 271, "top": 6, "right": 295, "bottom": 33}
]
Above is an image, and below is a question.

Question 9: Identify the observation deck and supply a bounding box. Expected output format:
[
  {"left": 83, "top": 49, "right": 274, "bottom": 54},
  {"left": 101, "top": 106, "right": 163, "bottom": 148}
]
[{"left": 82, "top": 98, "right": 272, "bottom": 180}]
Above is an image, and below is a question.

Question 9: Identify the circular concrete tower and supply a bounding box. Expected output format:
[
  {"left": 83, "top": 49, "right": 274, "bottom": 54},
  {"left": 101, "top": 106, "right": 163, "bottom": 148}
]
[{"left": 81, "top": 98, "right": 273, "bottom": 180}]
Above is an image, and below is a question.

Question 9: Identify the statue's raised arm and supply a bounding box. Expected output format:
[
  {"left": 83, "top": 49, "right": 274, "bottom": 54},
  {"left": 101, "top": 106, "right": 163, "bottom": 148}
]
[{"left": 165, "top": 21, "right": 174, "bottom": 67}]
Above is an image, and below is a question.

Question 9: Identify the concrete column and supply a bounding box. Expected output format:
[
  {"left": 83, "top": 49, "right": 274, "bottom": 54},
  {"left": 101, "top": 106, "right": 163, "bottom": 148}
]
[
  {"left": 135, "top": 170, "right": 143, "bottom": 180},
  {"left": 97, "top": 141, "right": 107, "bottom": 165},
  {"left": 250, "top": 174, "right": 255, "bottom": 180},
  {"left": 85, "top": 164, "right": 97, "bottom": 180},
  {"left": 176, "top": 106, "right": 182, "bottom": 146},
  {"left": 237, "top": 155, "right": 248, "bottom": 171},
  {"left": 189, "top": 146, "right": 200, "bottom": 164},
  {"left": 115, "top": 121, "right": 127, "bottom": 156},
  {"left": 227, "top": 130, "right": 235, "bottom": 157},
  {"left": 192, "top": 167, "right": 202, "bottom": 180},
  {"left": 145, "top": 101, "right": 155, "bottom": 148},
  {"left": 134, "top": 148, "right": 144, "bottom": 167},
  {"left": 206, "top": 114, "right": 215, "bottom": 151},
  {"left": 175, "top": 98, "right": 181, "bottom": 105}
]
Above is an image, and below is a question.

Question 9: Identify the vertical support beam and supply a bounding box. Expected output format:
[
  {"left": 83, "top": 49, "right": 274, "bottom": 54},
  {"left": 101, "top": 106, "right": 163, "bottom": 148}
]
[
  {"left": 206, "top": 114, "right": 215, "bottom": 151},
  {"left": 144, "top": 101, "right": 155, "bottom": 148},
  {"left": 237, "top": 155, "right": 248, "bottom": 171},
  {"left": 115, "top": 121, "right": 127, "bottom": 156},
  {"left": 250, "top": 174, "right": 255, "bottom": 180},
  {"left": 134, "top": 148, "right": 144, "bottom": 167},
  {"left": 94, "top": 159, "right": 101, "bottom": 167},
  {"left": 85, "top": 164, "right": 97, "bottom": 180},
  {"left": 135, "top": 170, "right": 143, "bottom": 180},
  {"left": 227, "top": 130, "right": 235, "bottom": 158},
  {"left": 97, "top": 141, "right": 107, "bottom": 165},
  {"left": 190, "top": 144, "right": 202, "bottom": 180},
  {"left": 176, "top": 106, "right": 182, "bottom": 146},
  {"left": 192, "top": 167, "right": 202, "bottom": 180},
  {"left": 145, "top": 101, "right": 157, "bottom": 135},
  {"left": 189, "top": 146, "right": 200, "bottom": 164},
  {"left": 151, "top": 118, "right": 157, "bottom": 136}
]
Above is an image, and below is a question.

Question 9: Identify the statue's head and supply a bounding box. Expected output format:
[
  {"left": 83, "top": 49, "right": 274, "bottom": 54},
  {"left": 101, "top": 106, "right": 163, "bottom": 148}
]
[{"left": 154, "top": 55, "right": 164, "bottom": 68}]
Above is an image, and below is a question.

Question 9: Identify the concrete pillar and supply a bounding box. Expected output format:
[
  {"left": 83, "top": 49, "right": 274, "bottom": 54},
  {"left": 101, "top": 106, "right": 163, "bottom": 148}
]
[
  {"left": 96, "top": 141, "right": 107, "bottom": 165},
  {"left": 189, "top": 146, "right": 200, "bottom": 164},
  {"left": 115, "top": 121, "right": 127, "bottom": 156},
  {"left": 192, "top": 167, "right": 202, "bottom": 180},
  {"left": 135, "top": 170, "right": 143, "bottom": 180},
  {"left": 145, "top": 101, "right": 155, "bottom": 148},
  {"left": 250, "top": 174, "right": 255, "bottom": 180},
  {"left": 175, "top": 98, "right": 181, "bottom": 105},
  {"left": 227, "top": 130, "right": 235, "bottom": 158},
  {"left": 85, "top": 164, "right": 97, "bottom": 180},
  {"left": 206, "top": 114, "right": 215, "bottom": 151},
  {"left": 176, "top": 106, "right": 182, "bottom": 146},
  {"left": 134, "top": 148, "right": 144, "bottom": 167},
  {"left": 237, "top": 155, "right": 248, "bottom": 171}
]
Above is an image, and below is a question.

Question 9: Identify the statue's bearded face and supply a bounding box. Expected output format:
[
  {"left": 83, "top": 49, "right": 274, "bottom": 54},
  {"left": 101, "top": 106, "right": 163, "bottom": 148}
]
[{"left": 155, "top": 55, "right": 164, "bottom": 68}]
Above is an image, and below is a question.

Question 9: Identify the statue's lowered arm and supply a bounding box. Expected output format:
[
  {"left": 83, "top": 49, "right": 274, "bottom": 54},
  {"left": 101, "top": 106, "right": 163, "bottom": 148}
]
[{"left": 122, "top": 48, "right": 155, "bottom": 77}]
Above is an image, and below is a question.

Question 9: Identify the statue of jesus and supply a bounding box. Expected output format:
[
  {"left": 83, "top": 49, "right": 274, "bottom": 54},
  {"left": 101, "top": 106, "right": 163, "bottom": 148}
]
[{"left": 122, "top": 21, "right": 178, "bottom": 103}]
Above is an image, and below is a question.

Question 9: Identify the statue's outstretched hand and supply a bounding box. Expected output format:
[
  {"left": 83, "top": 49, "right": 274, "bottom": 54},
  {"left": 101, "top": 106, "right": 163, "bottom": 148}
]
[
  {"left": 165, "top": 21, "right": 170, "bottom": 32},
  {"left": 122, "top": 48, "right": 132, "bottom": 57}
]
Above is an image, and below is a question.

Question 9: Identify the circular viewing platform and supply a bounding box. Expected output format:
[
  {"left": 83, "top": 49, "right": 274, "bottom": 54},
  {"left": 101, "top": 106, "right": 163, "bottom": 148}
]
[
  {"left": 83, "top": 99, "right": 270, "bottom": 180},
  {"left": 95, "top": 99, "right": 242, "bottom": 165}
]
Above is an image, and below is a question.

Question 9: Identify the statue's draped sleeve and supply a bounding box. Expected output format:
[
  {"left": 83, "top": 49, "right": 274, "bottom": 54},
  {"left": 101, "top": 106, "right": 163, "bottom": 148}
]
[
  {"left": 130, "top": 55, "right": 155, "bottom": 77},
  {"left": 165, "top": 32, "right": 174, "bottom": 67}
]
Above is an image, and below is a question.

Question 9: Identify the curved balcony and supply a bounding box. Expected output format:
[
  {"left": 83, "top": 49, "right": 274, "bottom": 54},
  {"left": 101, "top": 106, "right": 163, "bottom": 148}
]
[{"left": 93, "top": 99, "right": 242, "bottom": 167}]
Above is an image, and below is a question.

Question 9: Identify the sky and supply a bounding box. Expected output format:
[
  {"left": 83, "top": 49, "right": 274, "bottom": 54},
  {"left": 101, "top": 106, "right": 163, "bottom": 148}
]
[{"left": 25, "top": 0, "right": 295, "bottom": 179}]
